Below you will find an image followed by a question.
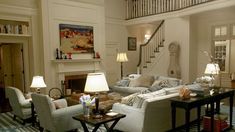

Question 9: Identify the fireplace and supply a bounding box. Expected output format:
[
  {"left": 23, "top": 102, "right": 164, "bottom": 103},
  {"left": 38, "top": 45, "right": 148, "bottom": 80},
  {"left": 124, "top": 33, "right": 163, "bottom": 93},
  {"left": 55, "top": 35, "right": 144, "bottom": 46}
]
[{"left": 64, "top": 74, "right": 87, "bottom": 94}]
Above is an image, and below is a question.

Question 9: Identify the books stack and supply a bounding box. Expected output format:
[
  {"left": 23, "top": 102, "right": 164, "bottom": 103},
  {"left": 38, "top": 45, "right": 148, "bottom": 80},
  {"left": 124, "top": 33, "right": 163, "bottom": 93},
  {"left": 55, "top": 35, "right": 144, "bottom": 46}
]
[{"left": 203, "top": 114, "right": 228, "bottom": 132}]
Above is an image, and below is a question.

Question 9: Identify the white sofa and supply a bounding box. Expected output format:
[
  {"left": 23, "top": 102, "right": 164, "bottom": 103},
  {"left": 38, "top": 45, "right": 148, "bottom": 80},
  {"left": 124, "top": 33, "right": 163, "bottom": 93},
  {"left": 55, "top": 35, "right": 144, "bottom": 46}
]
[
  {"left": 112, "top": 86, "right": 200, "bottom": 132},
  {"left": 110, "top": 75, "right": 182, "bottom": 96}
]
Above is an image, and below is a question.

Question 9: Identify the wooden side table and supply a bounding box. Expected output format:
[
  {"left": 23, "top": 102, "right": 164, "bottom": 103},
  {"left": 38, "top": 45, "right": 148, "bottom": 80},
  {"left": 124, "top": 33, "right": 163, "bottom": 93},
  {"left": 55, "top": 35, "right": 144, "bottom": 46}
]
[{"left": 73, "top": 113, "right": 126, "bottom": 132}]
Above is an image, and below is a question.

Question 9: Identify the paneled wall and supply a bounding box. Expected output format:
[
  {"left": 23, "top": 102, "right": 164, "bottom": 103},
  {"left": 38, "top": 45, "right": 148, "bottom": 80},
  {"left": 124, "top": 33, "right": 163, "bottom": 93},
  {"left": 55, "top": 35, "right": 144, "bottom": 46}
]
[{"left": 40, "top": 0, "right": 105, "bottom": 92}]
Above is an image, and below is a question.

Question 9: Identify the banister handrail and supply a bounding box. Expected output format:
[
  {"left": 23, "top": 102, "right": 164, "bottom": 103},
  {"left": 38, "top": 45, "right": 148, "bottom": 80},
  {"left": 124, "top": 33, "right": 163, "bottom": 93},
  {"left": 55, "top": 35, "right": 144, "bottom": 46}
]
[
  {"left": 126, "top": 0, "right": 215, "bottom": 20},
  {"left": 137, "top": 20, "right": 164, "bottom": 67}
]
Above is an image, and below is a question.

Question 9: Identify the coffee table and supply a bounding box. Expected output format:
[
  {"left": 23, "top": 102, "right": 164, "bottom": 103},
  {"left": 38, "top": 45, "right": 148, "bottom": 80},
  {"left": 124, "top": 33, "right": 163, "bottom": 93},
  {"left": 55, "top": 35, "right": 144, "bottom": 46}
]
[{"left": 73, "top": 113, "right": 126, "bottom": 132}]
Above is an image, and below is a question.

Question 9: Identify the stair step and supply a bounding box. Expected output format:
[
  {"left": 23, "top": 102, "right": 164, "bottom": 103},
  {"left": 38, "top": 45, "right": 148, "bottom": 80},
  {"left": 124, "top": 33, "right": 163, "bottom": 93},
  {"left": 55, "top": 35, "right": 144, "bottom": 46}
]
[
  {"left": 150, "top": 56, "right": 155, "bottom": 58},
  {"left": 146, "top": 61, "right": 151, "bottom": 63},
  {"left": 154, "top": 50, "right": 159, "bottom": 52},
  {"left": 159, "top": 44, "right": 164, "bottom": 47}
]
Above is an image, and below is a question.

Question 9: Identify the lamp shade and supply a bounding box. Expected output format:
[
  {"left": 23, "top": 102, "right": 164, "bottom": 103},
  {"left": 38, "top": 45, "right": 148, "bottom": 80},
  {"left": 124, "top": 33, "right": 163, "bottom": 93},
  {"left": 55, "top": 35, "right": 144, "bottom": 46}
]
[
  {"left": 30, "top": 76, "right": 47, "bottom": 88},
  {"left": 84, "top": 72, "right": 109, "bottom": 93},
  {"left": 204, "top": 63, "right": 220, "bottom": 75},
  {"left": 117, "top": 52, "right": 128, "bottom": 62}
]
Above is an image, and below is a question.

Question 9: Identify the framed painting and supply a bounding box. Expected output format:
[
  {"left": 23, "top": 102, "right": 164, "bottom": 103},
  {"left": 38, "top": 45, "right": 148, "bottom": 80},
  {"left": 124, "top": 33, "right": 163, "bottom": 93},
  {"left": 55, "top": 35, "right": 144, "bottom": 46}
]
[
  {"left": 128, "top": 37, "right": 137, "bottom": 51},
  {"left": 59, "top": 24, "right": 94, "bottom": 53}
]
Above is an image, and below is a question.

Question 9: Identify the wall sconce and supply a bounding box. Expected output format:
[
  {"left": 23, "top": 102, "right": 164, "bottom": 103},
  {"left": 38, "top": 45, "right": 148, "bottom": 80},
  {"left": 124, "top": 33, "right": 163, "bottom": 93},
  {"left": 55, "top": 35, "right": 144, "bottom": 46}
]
[{"left": 144, "top": 34, "right": 151, "bottom": 43}]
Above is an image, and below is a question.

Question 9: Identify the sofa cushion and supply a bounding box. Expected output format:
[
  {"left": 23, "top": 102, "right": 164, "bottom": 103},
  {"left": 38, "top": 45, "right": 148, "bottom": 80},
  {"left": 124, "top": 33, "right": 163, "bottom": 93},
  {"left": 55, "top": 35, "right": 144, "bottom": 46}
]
[
  {"left": 133, "top": 89, "right": 166, "bottom": 108},
  {"left": 163, "top": 85, "right": 184, "bottom": 94},
  {"left": 129, "top": 75, "right": 154, "bottom": 88}
]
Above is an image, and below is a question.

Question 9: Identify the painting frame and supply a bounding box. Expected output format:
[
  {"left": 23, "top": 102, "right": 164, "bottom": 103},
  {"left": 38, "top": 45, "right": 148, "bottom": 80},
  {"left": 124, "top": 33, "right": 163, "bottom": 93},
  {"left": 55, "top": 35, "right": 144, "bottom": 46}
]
[
  {"left": 59, "top": 24, "right": 94, "bottom": 54},
  {"left": 128, "top": 37, "right": 137, "bottom": 51}
]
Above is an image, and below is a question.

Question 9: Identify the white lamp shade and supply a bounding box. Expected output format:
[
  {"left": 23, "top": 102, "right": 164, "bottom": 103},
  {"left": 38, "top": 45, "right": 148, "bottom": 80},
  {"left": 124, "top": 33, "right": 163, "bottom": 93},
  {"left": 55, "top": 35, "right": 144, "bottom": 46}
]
[
  {"left": 117, "top": 52, "right": 128, "bottom": 62},
  {"left": 204, "top": 63, "right": 220, "bottom": 75},
  {"left": 84, "top": 72, "right": 109, "bottom": 93},
  {"left": 30, "top": 76, "right": 47, "bottom": 88}
]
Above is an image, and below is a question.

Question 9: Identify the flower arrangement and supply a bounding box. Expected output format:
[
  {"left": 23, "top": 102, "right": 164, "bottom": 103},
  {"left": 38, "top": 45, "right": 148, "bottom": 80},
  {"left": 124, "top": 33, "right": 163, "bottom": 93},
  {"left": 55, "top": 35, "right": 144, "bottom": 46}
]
[{"left": 79, "top": 94, "right": 95, "bottom": 107}]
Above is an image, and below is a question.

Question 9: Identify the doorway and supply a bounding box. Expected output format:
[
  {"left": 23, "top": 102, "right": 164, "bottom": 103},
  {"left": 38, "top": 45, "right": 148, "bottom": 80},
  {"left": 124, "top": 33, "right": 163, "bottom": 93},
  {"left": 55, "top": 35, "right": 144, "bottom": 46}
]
[{"left": 0, "top": 43, "right": 25, "bottom": 92}]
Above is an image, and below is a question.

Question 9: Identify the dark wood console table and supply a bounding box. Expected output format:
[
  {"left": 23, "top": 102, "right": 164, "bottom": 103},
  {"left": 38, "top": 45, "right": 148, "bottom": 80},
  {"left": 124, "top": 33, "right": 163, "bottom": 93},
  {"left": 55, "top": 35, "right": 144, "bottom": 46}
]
[
  {"left": 171, "top": 88, "right": 234, "bottom": 132},
  {"left": 73, "top": 113, "right": 125, "bottom": 132}
]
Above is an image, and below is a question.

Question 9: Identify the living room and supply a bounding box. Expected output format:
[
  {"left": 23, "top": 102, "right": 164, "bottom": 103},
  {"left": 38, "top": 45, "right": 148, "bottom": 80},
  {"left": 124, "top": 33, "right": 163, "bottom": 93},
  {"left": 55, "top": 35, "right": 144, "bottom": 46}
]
[{"left": 1, "top": 0, "right": 235, "bottom": 131}]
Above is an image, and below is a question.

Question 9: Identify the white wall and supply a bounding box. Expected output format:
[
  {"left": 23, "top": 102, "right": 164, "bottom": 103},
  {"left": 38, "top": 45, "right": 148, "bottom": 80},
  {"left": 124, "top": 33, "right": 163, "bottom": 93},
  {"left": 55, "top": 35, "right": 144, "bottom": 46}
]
[
  {"left": 191, "top": 6, "right": 235, "bottom": 77},
  {"left": 40, "top": 0, "right": 105, "bottom": 92},
  {"left": 105, "top": 0, "right": 128, "bottom": 84}
]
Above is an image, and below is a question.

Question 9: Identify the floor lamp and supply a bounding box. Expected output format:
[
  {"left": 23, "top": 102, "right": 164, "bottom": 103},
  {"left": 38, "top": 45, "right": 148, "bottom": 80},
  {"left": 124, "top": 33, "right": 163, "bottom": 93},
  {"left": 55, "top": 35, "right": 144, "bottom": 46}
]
[{"left": 117, "top": 52, "right": 128, "bottom": 79}]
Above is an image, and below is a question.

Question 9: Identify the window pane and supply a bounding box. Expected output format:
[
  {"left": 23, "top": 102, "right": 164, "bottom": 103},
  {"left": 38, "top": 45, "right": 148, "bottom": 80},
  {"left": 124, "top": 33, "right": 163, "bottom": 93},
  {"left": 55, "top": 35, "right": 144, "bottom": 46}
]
[
  {"left": 221, "top": 26, "right": 227, "bottom": 36},
  {"left": 215, "top": 28, "right": 220, "bottom": 36}
]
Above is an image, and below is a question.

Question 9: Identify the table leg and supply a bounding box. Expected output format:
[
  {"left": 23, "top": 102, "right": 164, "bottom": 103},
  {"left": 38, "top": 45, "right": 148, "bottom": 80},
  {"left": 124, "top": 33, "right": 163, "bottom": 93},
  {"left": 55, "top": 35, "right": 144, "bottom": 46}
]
[
  {"left": 216, "top": 100, "right": 220, "bottom": 114},
  {"left": 210, "top": 102, "right": 214, "bottom": 132},
  {"left": 31, "top": 102, "right": 35, "bottom": 126},
  {"left": 185, "top": 109, "right": 190, "bottom": 132},
  {"left": 229, "top": 95, "right": 233, "bottom": 128},
  {"left": 80, "top": 121, "right": 89, "bottom": 132},
  {"left": 197, "top": 106, "right": 201, "bottom": 132},
  {"left": 107, "top": 119, "right": 121, "bottom": 132},
  {"left": 92, "top": 124, "right": 101, "bottom": 132},
  {"left": 171, "top": 104, "right": 176, "bottom": 129}
]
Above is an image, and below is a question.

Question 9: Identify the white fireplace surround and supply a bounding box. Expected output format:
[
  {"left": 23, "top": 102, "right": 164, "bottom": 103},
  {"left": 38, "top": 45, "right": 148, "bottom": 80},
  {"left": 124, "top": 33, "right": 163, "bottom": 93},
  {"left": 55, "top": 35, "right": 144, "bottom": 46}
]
[{"left": 52, "top": 58, "right": 102, "bottom": 91}]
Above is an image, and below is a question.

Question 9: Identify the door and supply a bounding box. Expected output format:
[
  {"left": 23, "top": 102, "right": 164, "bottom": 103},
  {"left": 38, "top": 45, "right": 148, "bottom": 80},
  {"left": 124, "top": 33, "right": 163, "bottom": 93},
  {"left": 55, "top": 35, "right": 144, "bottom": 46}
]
[{"left": 0, "top": 43, "right": 25, "bottom": 92}]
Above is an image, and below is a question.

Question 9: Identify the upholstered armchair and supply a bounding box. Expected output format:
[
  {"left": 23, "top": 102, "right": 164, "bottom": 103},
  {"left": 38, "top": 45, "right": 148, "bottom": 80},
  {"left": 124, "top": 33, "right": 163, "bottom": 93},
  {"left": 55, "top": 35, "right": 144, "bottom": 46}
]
[
  {"left": 5, "top": 86, "right": 32, "bottom": 124},
  {"left": 31, "top": 94, "right": 83, "bottom": 132}
]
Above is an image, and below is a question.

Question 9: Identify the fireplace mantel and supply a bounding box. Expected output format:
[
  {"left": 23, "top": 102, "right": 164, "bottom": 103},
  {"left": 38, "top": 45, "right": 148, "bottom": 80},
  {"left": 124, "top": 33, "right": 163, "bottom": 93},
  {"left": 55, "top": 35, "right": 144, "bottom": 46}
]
[{"left": 52, "top": 58, "right": 102, "bottom": 90}]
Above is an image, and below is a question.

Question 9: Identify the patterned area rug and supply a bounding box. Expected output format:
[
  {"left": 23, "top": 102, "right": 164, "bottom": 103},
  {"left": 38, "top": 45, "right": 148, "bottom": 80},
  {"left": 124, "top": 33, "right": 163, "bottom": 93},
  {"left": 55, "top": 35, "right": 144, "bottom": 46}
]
[
  {"left": 1, "top": 106, "right": 235, "bottom": 132},
  {"left": 0, "top": 112, "right": 39, "bottom": 132}
]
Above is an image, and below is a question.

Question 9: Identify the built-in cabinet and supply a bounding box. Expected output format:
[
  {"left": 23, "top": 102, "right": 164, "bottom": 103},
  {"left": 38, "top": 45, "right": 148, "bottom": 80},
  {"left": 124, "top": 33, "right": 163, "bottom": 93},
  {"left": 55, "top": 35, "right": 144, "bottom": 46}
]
[{"left": 0, "top": 19, "right": 31, "bottom": 92}]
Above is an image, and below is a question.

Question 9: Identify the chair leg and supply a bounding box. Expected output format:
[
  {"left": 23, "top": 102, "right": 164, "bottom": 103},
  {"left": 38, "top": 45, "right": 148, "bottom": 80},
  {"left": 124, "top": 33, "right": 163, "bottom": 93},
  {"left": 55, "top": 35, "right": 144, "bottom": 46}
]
[
  {"left": 13, "top": 115, "right": 16, "bottom": 120},
  {"left": 39, "top": 126, "right": 44, "bottom": 132}
]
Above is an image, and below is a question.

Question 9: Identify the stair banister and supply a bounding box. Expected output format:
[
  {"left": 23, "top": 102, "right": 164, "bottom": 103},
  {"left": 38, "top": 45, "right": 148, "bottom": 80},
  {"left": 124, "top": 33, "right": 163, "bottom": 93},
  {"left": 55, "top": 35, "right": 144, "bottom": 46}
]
[{"left": 137, "top": 20, "right": 165, "bottom": 73}]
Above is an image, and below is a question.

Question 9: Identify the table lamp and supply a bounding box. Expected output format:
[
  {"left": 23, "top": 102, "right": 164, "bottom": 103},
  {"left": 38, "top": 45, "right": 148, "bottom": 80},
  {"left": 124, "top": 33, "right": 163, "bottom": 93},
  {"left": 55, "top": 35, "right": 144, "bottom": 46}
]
[
  {"left": 117, "top": 52, "right": 128, "bottom": 79},
  {"left": 84, "top": 72, "right": 109, "bottom": 118},
  {"left": 204, "top": 63, "right": 220, "bottom": 87},
  {"left": 30, "top": 76, "right": 47, "bottom": 94}
]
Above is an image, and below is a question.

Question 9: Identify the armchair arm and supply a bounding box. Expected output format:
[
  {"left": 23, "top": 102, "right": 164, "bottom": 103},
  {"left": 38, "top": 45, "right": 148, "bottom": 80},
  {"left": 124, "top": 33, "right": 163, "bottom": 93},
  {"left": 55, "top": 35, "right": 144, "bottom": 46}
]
[
  {"left": 20, "top": 99, "right": 31, "bottom": 108},
  {"left": 112, "top": 103, "right": 144, "bottom": 132},
  {"left": 51, "top": 104, "right": 83, "bottom": 131}
]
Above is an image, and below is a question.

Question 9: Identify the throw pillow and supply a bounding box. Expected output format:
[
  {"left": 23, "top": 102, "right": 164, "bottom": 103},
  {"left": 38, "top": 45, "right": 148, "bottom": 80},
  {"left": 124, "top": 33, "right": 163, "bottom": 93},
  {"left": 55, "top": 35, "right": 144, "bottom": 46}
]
[
  {"left": 158, "top": 76, "right": 181, "bottom": 87},
  {"left": 133, "top": 89, "right": 166, "bottom": 108},
  {"left": 116, "top": 79, "right": 130, "bottom": 87},
  {"left": 150, "top": 80, "right": 172, "bottom": 91},
  {"left": 53, "top": 99, "right": 67, "bottom": 109},
  {"left": 121, "top": 93, "right": 140, "bottom": 106},
  {"left": 129, "top": 75, "right": 154, "bottom": 88}
]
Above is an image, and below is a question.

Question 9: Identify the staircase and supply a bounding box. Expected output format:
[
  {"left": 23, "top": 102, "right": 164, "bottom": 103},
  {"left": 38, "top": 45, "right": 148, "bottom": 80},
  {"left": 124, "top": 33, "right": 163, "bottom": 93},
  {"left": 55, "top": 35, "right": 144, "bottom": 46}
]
[{"left": 137, "top": 20, "right": 165, "bottom": 74}]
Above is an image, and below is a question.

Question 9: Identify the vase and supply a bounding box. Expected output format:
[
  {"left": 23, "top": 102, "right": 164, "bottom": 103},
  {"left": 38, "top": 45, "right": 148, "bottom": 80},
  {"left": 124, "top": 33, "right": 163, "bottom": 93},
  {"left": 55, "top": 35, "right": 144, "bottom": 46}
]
[{"left": 83, "top": 105, "right": 90, "bottom": 117}]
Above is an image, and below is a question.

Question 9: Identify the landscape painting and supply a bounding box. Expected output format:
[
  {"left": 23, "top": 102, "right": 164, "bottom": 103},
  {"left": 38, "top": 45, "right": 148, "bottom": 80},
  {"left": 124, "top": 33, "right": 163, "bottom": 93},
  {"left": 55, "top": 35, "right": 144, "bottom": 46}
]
[{"left": 59, "top": 24, "right": 94, "bottom": 53}]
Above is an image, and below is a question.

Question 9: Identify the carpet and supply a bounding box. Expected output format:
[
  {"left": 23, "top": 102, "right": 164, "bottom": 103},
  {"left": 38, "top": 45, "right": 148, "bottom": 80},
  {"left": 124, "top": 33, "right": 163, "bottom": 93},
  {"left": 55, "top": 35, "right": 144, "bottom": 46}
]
[{"left": 1, "top": 106, "right": 235, "bottom": 132}]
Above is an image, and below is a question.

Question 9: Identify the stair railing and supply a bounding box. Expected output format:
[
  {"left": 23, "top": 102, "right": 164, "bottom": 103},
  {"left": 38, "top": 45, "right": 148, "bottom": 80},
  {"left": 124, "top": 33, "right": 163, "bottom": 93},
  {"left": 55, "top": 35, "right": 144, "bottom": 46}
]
[
  {"left": 126, "top": 0, "right": 215, "bottom": 20},
  {"left": 137, "top": 20, "right": 164, "bottom": 73}
]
